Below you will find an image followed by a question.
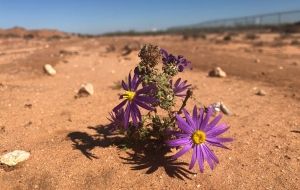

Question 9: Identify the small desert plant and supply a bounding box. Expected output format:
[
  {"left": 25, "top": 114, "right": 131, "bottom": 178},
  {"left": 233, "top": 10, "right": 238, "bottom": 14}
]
[
  {"left": 245, "top": 33, "right": 259, "bottom": 40},
  {"left": 223, "top": 34, "right": 232, "bottom": 41},
  {"left": 108, "top": 44, "right": 232, "bottom": 173}
]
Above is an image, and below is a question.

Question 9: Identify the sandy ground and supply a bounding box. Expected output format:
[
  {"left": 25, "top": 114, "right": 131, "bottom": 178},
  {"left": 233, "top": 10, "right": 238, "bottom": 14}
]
[{"left": 0, "top": 33, "right": 299, "bottom": 190}]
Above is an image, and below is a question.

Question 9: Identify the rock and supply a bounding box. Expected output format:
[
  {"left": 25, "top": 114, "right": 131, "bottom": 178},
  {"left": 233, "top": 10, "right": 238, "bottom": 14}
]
[
  {"left": 0, "top": 150, "right": 30, "bottom": 166},
  {"left": 43, "top": 64, "right": 56, "bottom": 76},
  {"left": 208, "top": 67, "right": 227, "bottom": 78},
  {"left": 255, "top": 58, "right": 260, "bottom": 63},
  {"left": 278, "top": 66, "right": 283, "bottom": 70},
  {"left": 210, "top": 102, "right": 232, "bottom": 115},
  {"left": 77, "top": 83, "right": 94, "bottom": 97},
  {"left": 256, "top": 89, "right": 266, "bottom": 96},
  {"left": 210, "top": 102, "right": 221, "bottom": 112},
  {"left": 220, "top": 103, "right": 233, "bottom": 115}
]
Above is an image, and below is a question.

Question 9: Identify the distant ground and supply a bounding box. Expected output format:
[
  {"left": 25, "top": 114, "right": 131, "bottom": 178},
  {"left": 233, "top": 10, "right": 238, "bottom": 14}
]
[{"left": 0, "top": 31, "right": 299, "bottom": 189}]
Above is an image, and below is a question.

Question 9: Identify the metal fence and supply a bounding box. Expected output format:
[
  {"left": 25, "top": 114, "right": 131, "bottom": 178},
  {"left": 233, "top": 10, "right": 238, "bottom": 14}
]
[{"left": 191, "top": 10, "right": 300, "bottom": 28}]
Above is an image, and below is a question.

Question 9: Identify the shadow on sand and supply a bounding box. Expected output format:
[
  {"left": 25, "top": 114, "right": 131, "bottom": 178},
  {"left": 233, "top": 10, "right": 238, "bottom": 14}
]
[{"left": 67, "top": 124, "right": 194, "bottom": 180}]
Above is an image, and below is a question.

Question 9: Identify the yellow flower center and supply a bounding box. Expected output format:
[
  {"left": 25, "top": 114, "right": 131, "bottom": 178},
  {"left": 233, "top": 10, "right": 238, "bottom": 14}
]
[
  {"left": 123, "top": 91, "right": 135, "bottom": 101},
  {"left": 192, "top": 130, "right": 206, "bottom": 144}
]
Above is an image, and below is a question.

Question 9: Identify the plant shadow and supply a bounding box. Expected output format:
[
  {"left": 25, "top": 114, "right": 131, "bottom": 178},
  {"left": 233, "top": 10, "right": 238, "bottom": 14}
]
[{"left": 67, "top": 124, "right": 195, "bottom": 180}]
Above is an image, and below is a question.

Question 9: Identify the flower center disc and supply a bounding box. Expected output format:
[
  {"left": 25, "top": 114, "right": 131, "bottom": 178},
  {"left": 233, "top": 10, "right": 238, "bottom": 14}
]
[
  {"left": 192, "top": 130, "right": 206, "bottom": 144},
  {"left": 123, "top": 91, "right": 135, "bottom": 101}
]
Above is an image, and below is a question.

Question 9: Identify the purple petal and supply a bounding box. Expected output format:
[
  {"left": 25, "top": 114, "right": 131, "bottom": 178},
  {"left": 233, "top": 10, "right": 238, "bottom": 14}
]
[
  {"left": 134, "top": 99, "right": 155, "bottom": 111},
  {"left": 172, "top": 144, "right": 192, "bottom": 159},
  {"left": 175, "top": 114, "right": 193, "bottom": 134},
  {"left": 203, "top": 144, "right": 219, "bottom": 164},
  {"left": 122, "top": 80, "right": 128, "bottom": 90},
  {"left": 201, "top": 107, "right": 213, "bottom": 131},
  {"left": 206, "top": 124, "right": 229, "bottom": 138},
  {"left": 128, "top": 73, "right": 132, "bottom": 90},
  {"left": 201, "top": 145, "right": 214, "bottom": 170},
  {"left": 207, "top": 114, "right": 222, "bottom": 129},
  {"left": 136, "top": 85, "right": 154, "bottom": 95},
  {"left": 189, "top": 146, "right": 197, "bottom": 169},
  {"left": 207, "top": 137, "right": 233, "bottom": 143},
  {"left": 192, "top": 106, "right": 198, "bottom": 124},
  {"left": 174, "top": 78, "right": 181, "bottom": 87},
  {"left": 197, "top": 145, "right": 204, "bottom": 172},
  {"left": 135, "top": 95, "right": 157, "bottom": 104},
  {"left": 167, "top": 137, "right": 190, "bottom": 147},
  {"left": 131, "top": 103, "right": 142, "bottom": 121},
  {"left": 113, "top": 100, "right": 127, "bottom": 112},
  {"left": 124, "top": 103, "right": 131, "bottom": 129},
  {"left": 206, "top": 141, "right": 230, "bottom": 149},
  {"left": 183, "top": 108, "right": 195, "bottom": 129},
  {"left": 198, "top": 108, "right": 204, "bottom": 130}
]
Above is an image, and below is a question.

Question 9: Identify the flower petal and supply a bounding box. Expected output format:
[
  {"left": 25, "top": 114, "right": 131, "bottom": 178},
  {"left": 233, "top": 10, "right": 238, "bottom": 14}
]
[
  {"left": 201, "top": 145, "right": 215, "bottom": 170},
  {"left": 207, "top": 114, "right": 222, "bottom": 129},
  {"left": 167, "top": 137, "right": 190, "bottom": 147},
  {"left": 172, "top": 144, "right": 192, "bottom": 159},
  {"left": 203, "top": 144, "right": 219, "bottom": 164},
  {"left": 124, "top": 103, "right": 131, "bottom": 129},
  {"left": 197, "top": 145, "right": 204, "bottom": 172},
  {"left": 134, "top": 99, "right": 155, "bottom": 111},
  {"left": 113, "top": 100, "right": 127, "bottom": 112},
  {"left": 189, "top": 146, "right": 197, "bottom": 170},
  {"left": 122, "top": 80, "right": 128, "bottom": 90},
  {"left": 201, "top": 107, "right": 213, "bottom": 131},
  {"left": 183, "top": 108, "right": 195, "bottom": 129},
  {"left": 206, "top": 124, "right": 229, "bottom": 138},
  {"left": 175, "top": 114, "right": 193, "bottom": 134}
]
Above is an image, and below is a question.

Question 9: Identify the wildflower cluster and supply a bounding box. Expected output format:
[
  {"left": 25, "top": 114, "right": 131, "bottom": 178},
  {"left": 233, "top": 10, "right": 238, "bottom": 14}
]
[{"left": 108, "top": 44, "right": 232, "bottom": 172}]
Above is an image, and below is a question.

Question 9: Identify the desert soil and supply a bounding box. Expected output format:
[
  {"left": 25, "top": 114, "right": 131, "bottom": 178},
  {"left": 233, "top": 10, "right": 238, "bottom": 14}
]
[{"left": 0, "top": 33, "right": 299, "bottom": 190}]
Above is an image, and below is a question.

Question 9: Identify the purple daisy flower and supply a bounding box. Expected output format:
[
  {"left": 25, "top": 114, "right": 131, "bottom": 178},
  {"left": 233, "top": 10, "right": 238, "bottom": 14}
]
[
  {"left": 160, "top": 48, "right": 191, "bottom": 72},
  {"left": 167, "top": 106, "right": 233, "bottom": 172},
  {"left": 170, "top": 78, "right": 191, "bottom": 98},
  {"left": 113, "top": 73, "right": 157, "bottom": 129}
]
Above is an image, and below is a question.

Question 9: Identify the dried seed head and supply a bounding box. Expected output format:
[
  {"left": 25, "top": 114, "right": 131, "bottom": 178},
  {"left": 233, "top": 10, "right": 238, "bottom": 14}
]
[{"left": 138, "top": 44, "right": 161, "bottom": 67}]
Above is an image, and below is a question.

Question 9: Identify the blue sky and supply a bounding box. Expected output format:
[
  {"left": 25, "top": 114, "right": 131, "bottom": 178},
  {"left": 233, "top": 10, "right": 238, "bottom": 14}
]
[{"left": 0, "top": 0, "right": 300, "bottom": 34}]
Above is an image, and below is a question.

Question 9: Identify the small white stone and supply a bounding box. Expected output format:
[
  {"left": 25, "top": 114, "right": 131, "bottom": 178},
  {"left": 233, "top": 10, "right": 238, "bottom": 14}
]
[
  {"left": 0, "top": 150, "right": 30, "bottom": 166},
  {"left": 43, "top": 64, "right": 56, "bottom": 76},
  {"left": 208, "top": 67, "right": 227, "bottom": 78},
  {"left": 77, "top": 83, "right": 94, "bottom": 97},
  {"left": 197, "top": 184, "right": 201, "bottom": 188}
]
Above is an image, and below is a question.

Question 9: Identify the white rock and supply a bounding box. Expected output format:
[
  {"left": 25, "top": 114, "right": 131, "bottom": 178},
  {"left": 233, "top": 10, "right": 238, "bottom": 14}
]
[
  {"left": 0, "top": 150, "right": 30, "bottom": 166},
  {"left": 43, "top": 64, "right": 56, "bottom": 76},
  {"left": 220, "top": 103, "right": 232, "bottom": 115},
  {"left": 208, "top": 67, "right": 227, "bottom": 78},
  {"left": 78, "top": 83, "right": 94, "bottom": 97}
]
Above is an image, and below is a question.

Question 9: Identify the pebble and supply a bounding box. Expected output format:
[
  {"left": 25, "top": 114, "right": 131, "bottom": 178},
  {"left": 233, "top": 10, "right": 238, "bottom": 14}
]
[
  {"left": 196, "top": 184, "right": 201, "bottom": 188},
  {"left": 43, "top": 64, "right": 56, "bottom": 76},
  {"left": 208, "top": 67, "right": 227, "bottom": 78},
  {"left": 256, "top": 89, "right": 266, "bottom": 96},
  {"left": 0, "top": 150, "right": 30, "bottom": 166},
  {"left": 220, "top": 103, "right": 232, "bottom": 115},
  {"left": 77, "top": 83, "right": 94, "bottom": 97},
  {"left": 255, "top": 58, "right": 260, "bottom": 63}
]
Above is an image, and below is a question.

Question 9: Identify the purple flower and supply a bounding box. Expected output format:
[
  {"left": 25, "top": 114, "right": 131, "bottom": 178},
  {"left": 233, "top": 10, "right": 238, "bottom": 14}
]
[
  {"left": 170, "top": 78, "right": 191, "bottom": 98},
  {"left": 113, "top": 73, "right": 157, "bottom": 129},
  {"left": 160, "top": 48, "right": 191, "bottom": 72},
  {"left": 167, "top": 106, "right": 233, "bottom": 172}
]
